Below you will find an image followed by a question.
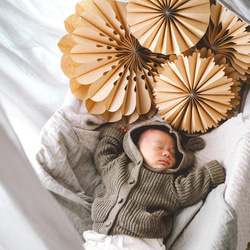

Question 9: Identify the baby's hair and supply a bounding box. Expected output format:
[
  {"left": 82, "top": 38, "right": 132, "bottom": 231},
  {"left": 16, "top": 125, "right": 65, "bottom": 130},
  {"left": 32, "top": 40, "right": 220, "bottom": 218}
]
[{"left": 134, "top": 125, "right": 176, "bottom": 145}]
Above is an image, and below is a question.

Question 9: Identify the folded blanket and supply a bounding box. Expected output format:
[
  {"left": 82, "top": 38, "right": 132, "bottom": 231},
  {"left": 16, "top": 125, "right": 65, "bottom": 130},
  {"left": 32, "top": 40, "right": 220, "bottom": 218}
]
[{"left": 35, "top": 109, "right": 104, "bottom": 238}]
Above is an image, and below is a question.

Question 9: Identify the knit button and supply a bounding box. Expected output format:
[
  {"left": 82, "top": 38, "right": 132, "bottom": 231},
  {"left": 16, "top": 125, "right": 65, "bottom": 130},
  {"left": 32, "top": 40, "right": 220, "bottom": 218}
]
[
  {"left": 105, "top": 221, "right": 111, "bottom": 227},
  {"left": 118, "top": 198, "right": 123, "bottom": 203},
  {"left": 128, "top": 179, "right": 135, "bottom": 185}
]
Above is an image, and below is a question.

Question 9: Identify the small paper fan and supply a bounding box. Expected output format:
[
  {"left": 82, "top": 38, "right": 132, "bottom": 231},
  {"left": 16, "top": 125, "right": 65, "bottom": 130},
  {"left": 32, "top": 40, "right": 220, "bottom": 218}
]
[
  {"left": 58, "top": 0, "right": 166, "bottom": 123},
  {"left": 154, "top": 52, "right": 236, "bottom": 133},
  {"left": 127, "top": 0, "right": 210, "bottom": 55},
  {"left": 197, "top": 2, "right": 250, "bottom": 81}
]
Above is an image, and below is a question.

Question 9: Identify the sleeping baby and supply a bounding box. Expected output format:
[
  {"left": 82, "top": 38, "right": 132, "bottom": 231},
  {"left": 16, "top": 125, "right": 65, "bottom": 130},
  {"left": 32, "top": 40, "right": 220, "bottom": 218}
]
[{"left": 83, "top": 121, "right": 225, "bottom": 249}]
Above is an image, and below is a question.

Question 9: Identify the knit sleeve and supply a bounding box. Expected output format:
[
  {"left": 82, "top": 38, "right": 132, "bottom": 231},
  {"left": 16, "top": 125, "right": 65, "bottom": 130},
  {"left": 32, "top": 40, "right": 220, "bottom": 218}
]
[
  {"left": 173, "top": 160, "right": 226, "bottom": 208},
  {"left": 94, "top": 126, "right": 125, "bottom": 173}
]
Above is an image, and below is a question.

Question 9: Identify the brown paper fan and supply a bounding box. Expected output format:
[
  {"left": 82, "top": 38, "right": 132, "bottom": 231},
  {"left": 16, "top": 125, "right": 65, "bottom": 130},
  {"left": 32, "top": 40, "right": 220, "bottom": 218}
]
[
  {"left": 197, "top": 2, "right": 250, "bottom": 81},
  {"left": 127, "top": 0, "right": 210, "bottom": 55},
  {"left": 154, "top": 51, "right": 236, "bottom": 134},
  {"left": 198, "top": 48, "right": 242, "bottom": 116},
  {"left": 58, "top": 0, "right": 166, "bottom": 124},
  {"left": 184, "top": 47, "right": 242, "bottom": 116}
]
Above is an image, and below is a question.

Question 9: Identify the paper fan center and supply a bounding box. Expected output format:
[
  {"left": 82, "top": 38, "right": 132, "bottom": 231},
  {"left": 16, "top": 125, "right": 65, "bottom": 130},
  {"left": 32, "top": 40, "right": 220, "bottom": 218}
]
[
  {"left": 189, "top": 90, "right": 197, "bottom": 99},
  {"left": 120, "top": 35, "right": 146, "bottom": 69},
  {"left": 162, "top": 6, "right": 174, "bottom": 19},
  {"left": 129, "top": 42, "right": 140, "bottom": 59}
]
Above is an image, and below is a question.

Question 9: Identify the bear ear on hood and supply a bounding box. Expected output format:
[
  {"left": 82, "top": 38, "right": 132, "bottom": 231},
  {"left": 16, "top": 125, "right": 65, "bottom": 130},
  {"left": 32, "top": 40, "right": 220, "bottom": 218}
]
[{"left": 181, "top": 136, "right": 205, "bottom": 152}]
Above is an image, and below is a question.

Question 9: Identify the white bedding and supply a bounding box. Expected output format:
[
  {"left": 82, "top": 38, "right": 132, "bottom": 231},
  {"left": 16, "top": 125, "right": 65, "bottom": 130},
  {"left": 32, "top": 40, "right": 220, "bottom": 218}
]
[
  {"left": 0, "top": 0, "right": 79, "bottom": 159},
  {"left": 196, "top": 114, "right": 250, "bottom": 249},
  {"left": 0, "top": 0, "right": 250, "bottom": 249}
]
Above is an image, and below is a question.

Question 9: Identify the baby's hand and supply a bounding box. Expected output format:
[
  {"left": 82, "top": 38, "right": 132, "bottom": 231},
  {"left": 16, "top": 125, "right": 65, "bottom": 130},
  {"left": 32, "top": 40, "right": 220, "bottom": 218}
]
[{"left": 118, "top": 125, "right": 128, "bottom": 134}]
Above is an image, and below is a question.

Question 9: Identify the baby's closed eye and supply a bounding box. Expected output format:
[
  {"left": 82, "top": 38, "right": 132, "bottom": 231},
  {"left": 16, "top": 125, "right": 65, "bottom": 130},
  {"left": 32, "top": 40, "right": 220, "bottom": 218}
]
[
  {"left": 152, "top": 143, "right": 163, "bottom": 150},
  {"left": 170, "top": 150, "right": 176, "bottom": 155}
]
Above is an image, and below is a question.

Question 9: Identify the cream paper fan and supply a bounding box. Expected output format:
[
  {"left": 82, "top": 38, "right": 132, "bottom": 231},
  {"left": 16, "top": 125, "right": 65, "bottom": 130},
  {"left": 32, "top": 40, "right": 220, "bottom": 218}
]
[
  {"left": 198, "top": 1, "right": 250, "bottom": 81},
  {"left": 154, "top": 51, "right": 236, "bottom": 133},
  {"left": 198, "top": 48, "right": 242, "bottom": 117},
  {"left": 58, "top": 0, "right": 166, "bottom": 124},
  {"left": 182, "top": 47, "right": 242, "bottom": 116},
  {"left": 127, "top": 0, "right": 210, "bottom": 55}
]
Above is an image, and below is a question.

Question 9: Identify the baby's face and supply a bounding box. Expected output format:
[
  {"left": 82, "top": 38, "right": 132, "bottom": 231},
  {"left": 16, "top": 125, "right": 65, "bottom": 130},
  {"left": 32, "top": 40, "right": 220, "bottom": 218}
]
[{"left": 137, "top": 129, "right": 177, "bottom": 170}]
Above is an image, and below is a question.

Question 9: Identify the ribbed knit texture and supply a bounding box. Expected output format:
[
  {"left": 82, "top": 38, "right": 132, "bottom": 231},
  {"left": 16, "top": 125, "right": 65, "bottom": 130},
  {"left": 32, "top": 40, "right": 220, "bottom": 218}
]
[
  {"left": 92, "top": 123, "right": 226, "bottom": 239},
  {"left": 184, "top": 137, "right": 205, "bottom": 151}
]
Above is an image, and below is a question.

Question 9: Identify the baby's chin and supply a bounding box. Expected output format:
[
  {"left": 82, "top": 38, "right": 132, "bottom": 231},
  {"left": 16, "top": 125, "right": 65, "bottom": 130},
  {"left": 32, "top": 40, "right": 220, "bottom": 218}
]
[{"left": 151, "top": 164, "right": 173, "bottom": 170}]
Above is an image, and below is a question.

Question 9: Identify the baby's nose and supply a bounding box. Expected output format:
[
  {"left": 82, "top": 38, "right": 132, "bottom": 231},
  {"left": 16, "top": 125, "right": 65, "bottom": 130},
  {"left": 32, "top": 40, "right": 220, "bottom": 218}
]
[{"left": 162, "top": 150, "right": 170, "bottom": 157}]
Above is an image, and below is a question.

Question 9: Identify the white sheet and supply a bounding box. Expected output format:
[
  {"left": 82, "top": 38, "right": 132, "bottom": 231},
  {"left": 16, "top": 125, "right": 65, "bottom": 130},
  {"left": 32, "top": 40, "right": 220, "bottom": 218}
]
[
  {"left": 0, "top": 102, "right": 84, "bottom": 250},
  {"left": 0, "top": 0, "right": 79, "bottom": 159},
  {"left": 167, "top": 184, "right": 237, "bottom": 250},
  {"left": 196, "top": 114, "right": 250, "bottom": 249},
  {"left": 217, "top": 0, "right": 250, "bottom": 24}
]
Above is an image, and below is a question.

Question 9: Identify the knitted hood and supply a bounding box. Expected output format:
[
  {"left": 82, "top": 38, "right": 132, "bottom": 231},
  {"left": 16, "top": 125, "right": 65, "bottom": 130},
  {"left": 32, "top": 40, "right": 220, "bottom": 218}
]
[{"left": 123, "top": 121, "right": 199, "bottom": 174}]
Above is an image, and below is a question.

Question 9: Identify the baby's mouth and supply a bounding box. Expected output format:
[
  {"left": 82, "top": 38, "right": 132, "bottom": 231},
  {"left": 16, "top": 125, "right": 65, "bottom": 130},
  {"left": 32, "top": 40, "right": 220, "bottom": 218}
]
[{"left": 159, "top": 159, "right": 169, "bottom": 165}]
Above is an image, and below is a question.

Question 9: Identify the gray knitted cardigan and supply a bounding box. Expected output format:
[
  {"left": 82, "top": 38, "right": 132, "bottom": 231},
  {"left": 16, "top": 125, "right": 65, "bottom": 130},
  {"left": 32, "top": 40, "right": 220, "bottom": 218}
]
[{"left": 92, "top": 121, "right": 225, "bottom": 239}]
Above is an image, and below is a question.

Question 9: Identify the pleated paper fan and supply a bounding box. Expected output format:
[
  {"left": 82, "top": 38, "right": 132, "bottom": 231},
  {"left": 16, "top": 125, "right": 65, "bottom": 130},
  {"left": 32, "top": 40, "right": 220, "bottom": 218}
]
[
  {"left": 197, "top": 1, "right": 250, "bottom": 81},
  {"left": 184, "top": 47, "right": 242, "bottom": 116},
  {"left": 58, "top": 0, "right": 166, "bottom": 124},
  {"left": 154, "top": 51, "right": 236, "bottom": 133},
  {"left": 127, "top": 0, "right": 210, "bottom": 55},
  {"left": 198, "top": 48, "right": 242, "bottom": 117},
  {"left": 58, "top": 0, "right": 95, "bottom": 100}
]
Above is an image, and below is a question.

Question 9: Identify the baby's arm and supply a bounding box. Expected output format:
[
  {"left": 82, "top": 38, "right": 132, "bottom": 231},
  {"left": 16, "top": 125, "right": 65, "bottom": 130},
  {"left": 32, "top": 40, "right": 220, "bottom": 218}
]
[
  {"left": 94, "top": 125, "right": 127, "bottom": 172},
  {"left": 173, "top": 160, "right": 225, "bottom": 207}
]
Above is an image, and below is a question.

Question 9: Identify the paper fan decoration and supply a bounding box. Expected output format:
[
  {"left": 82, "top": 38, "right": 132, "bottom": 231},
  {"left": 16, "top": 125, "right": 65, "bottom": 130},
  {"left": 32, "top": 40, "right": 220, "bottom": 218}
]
[
  {"left": 126, "top": 0, "right": 210, "bottom": 55},
  {"left": 198, "top": 48, "right": 242, "bottom": 116},
  {"left": 58, "top": 0, "right": 166, "bottom": 124},
  {"left": 197, "top": 1, "right": 250, "bottom": 81},
  {"left": 183, "top": 47, "right": 242, "bottom": 116},
  {"left": 154, "top": 51, "right": 236, "bottom": 133}
]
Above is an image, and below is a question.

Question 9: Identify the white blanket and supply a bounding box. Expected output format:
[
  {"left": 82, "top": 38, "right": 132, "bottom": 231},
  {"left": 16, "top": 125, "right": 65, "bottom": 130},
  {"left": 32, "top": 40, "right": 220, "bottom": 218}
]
[{"left": 166, "top": 184, "right": 237, "bottom": 250}]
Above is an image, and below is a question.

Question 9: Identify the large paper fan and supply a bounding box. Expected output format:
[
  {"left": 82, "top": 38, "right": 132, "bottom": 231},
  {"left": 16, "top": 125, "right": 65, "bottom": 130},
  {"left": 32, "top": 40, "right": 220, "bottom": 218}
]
[
  {"left": 127, "top": 0, "right": 210, "bottom": 55},
  {"left": 198, "top": 1, "right": 250, "bottom": 81},
  {"left": 58, "top": 0, "right": 166, "bottom": 124},
  {"left": 154, "top": 51, "right": 236, "bottom": 133}
]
